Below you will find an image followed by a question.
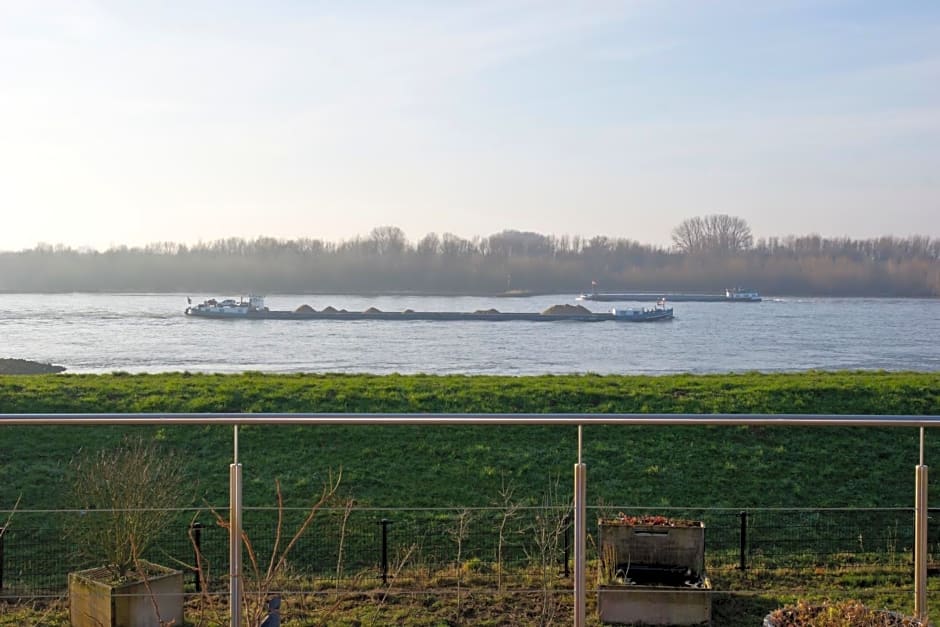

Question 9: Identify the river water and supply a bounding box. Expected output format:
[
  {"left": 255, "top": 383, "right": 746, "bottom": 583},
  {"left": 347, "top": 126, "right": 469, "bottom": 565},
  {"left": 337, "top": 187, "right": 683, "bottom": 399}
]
[{"left": 0, "top": 293, "right": 938, "bottom": 375}]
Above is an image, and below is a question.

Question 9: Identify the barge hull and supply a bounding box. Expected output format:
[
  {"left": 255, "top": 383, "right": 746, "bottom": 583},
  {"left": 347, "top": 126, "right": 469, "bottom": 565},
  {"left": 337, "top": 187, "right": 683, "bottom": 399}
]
[
  {"left": 580, "top": 293, "right": 759, "bottom": 302},
  {"left": 185, "top": 310, "right": 672, "bottom": 322}
]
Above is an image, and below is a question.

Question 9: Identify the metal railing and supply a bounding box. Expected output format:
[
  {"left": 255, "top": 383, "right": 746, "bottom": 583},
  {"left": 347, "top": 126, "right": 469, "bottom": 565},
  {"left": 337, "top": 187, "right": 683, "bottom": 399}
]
[{"left": 2, "top": 412, "right": 938, "bottom": 626}]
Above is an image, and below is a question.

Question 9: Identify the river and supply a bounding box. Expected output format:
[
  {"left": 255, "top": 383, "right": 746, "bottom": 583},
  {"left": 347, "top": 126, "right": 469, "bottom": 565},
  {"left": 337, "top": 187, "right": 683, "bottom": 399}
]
[{"left": 1, "top": 293, "right": 938, "bottom": 375}]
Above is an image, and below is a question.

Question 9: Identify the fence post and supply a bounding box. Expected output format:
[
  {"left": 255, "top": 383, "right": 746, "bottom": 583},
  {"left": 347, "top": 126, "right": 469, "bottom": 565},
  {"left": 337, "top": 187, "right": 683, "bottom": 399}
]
[
  {"left": 379, "top": 518, "right": 391, "bottom": 584},
  {"left": 739, "top": 511, "right": 748, "bottom": 571},
  {"left": 190, "top": 522, "right": 203, "bottom": 593}
]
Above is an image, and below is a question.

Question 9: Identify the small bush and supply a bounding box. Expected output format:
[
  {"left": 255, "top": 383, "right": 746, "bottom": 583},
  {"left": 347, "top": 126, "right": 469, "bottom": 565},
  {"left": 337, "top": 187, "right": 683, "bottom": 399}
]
[
  {"left": 766, "top": 600, "right": 924, "bottom": 626},
  {"left": 65, "top": 435, "right": 189, "bottom": 579}
]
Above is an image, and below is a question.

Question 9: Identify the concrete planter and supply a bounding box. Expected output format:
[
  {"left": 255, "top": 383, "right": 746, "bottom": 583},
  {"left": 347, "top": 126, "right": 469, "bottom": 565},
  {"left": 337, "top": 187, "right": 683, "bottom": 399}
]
[
  {"left": 599, "top": 582, "right": 712, "bottom": 626},
  {"left": 69, "top": 562, "right": 184, "bottom": 627}
]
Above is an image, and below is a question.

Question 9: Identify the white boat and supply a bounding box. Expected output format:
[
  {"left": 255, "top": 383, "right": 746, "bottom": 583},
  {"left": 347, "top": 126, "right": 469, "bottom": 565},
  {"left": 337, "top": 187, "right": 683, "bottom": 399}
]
[
  {"left": 186, "top": 295, "right": 267, "bottom": 316},
  {"left": 610, "top": 299, "right": 674, "bottom": 322},
  {"left": 724, "top": 288, "right": 761, "bottom": 302}
]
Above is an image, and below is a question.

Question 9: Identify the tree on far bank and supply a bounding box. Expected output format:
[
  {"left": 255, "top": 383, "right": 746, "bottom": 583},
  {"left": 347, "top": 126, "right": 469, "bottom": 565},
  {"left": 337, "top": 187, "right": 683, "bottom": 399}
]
[{"left": 672, "top": 214, "right": 753, "bottom": 254}]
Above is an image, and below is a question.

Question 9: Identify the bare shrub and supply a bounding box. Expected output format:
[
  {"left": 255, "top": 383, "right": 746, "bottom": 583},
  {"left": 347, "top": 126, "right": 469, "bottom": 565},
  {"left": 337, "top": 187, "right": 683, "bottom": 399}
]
[
  {"left": 194, "top": 470, "right": 341, "bottom": 626},
  {"left": 523, "top": 479, "right": 569, "bottom": 626},
  {"left": 66, "top": 435, "right": 189, "bottom": 579},
  {"left": 494, "top": 476, "right": 521, "bottom": 591}
]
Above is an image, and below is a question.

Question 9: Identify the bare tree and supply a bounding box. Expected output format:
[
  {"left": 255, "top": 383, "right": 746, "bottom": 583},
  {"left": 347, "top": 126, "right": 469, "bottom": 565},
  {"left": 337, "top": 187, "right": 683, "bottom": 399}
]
[
  {"left": 672, "top": 214, "right": 752, "bottom": 254},
  {"left": 703, "top": 214, "right": 753, "bottom": 252},
  {"left": 368, "top": 226, "right": 409, "bottom": 256},
  {"left": 416, "top": 232, "right": 441, "bottom": 256},
  {"left": 671, "top": 217, "right": 707, "bottom": 254}
]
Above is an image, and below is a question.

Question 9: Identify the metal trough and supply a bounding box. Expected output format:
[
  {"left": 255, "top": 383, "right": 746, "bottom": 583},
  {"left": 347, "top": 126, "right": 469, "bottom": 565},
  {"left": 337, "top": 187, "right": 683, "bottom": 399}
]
[{"left": 597, "top": 518, "right": 711, "bottom": 626}]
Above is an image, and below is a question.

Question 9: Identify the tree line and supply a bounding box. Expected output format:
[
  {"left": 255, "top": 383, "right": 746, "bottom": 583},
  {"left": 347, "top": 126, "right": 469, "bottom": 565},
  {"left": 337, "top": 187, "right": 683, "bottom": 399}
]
[{"left": 1, "top": 218, "right": 938, "bottom": 296}]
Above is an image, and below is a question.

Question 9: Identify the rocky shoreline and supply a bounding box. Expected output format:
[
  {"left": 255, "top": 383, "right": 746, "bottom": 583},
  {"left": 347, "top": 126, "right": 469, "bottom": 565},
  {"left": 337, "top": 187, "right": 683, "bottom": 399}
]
[{"left": 0, "top": 358, "right": 66, "bottom": 375}]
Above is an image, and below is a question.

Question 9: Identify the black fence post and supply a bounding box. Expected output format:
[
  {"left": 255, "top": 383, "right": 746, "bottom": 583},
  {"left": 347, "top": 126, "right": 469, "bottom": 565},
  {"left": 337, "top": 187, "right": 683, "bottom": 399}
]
[
  {"left": 563, "top": 512, "right": 571, "bottom": 578},
  {"left": 739, "top": 511, "right": 748, "bottom": 571},
  {"left": 379, "top": 518, "right": 391, "bottom": 584},
  {"left": 190, "top": 522, "right": 203, "bottom": 592}
]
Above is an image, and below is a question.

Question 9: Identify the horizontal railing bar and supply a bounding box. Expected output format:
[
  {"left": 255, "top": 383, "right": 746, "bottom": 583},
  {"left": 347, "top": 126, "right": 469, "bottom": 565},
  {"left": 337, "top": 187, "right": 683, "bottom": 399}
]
[
  {"left": 0, "top": 505, "right": 926, "bottom": 514},
  {"left": 0, "top": 412, "right": 939, "bottom": 426}
]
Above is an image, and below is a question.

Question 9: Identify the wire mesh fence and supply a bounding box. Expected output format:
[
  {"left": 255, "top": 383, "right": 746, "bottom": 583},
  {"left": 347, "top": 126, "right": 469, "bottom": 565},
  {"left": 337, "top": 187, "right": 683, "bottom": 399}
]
[{"left": 0, "top": 506, "right": 935, "bottom": 597}]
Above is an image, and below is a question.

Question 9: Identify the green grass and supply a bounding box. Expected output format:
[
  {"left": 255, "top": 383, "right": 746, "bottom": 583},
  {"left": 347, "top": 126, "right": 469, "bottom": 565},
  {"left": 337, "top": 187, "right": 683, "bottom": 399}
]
[
  {"left": 1, "top": 370, "right": 939, "bottom": 626},
  {"left": 1, "top": 371, "right": 938, "bottom": 510}
]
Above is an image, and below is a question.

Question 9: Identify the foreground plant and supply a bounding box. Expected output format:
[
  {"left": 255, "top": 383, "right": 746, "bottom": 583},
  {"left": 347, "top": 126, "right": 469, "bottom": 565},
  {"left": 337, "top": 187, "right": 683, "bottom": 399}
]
[
  {"left": 192, "top": 470, "right": 342, "bottom": 627},
  {"left": 765, "top": 600, "right": 925, "bottom": 626},
  {"left": 66, "top": 435, "right": 189, "bottom": 580}
]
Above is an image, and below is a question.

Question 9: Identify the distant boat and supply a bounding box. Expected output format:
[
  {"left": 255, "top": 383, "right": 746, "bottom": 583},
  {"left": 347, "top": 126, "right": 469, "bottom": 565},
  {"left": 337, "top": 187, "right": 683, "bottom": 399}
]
[
  {"left": 609, "top": 299, "right": 674, "bottom": 322},
  {"left": 724, "top": 288, "right": 762, "bottom": 302},
  {"left": 185, "top": 295, "right": 267, "bottom": 316},
  {"left": 578, "top": 288, "right": 761, "bottom": 303}
]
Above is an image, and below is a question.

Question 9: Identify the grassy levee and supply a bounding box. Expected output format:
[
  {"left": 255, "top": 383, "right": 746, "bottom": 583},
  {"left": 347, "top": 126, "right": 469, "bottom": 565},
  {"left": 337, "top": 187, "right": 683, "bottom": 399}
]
[
  {"left": 1, "top": 371, "right": 938, "bottom": 510},
  {"left": 2, "top": 371, "right": 940, "bottom": 625}
]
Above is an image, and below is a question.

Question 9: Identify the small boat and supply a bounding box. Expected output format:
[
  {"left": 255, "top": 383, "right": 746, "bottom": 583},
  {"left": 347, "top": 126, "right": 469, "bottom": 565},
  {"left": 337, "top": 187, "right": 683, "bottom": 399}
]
[
  {"left": 610, "top": 299, "right": 674, "bottom": 322},
  {"left": 186, "top": 295, "right": 267, "bottom": 316},
  {"left": 724, "top": 288, "right": 761, "bottom": 302}
]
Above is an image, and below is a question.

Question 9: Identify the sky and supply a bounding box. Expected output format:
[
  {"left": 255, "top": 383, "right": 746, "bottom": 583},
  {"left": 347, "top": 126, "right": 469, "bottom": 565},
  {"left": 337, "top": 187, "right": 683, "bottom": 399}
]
[{"left": 1, "top": 0, "right": 938, "bottom": 252}]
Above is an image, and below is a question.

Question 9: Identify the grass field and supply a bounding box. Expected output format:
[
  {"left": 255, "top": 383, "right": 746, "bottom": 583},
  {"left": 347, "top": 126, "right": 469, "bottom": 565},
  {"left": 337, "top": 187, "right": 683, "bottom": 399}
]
[
  {"left": 1, "top": 371, "right": 938, "bottom": 625},
  {"left": 1, "top": 371, "right": 938, "bottom": 510}
]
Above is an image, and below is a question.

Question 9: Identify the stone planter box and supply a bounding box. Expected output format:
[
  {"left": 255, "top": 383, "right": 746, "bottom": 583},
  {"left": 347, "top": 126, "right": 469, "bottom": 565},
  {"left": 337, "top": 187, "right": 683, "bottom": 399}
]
[
  {"left": 599, "top": 582, "right": 712, "bottom": 626},
  {"left": 69, "top": 563, "right": 184, "bottom": 627}
]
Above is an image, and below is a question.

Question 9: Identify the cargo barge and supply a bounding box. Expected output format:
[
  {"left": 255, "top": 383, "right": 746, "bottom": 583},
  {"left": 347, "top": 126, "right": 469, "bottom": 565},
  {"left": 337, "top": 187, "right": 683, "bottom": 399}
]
[
  {"left": 184, "top": 296, "right": 674, "bottom": 322},
  {"left": 578, "top": 287, "right": 761, "bottom": 303}
]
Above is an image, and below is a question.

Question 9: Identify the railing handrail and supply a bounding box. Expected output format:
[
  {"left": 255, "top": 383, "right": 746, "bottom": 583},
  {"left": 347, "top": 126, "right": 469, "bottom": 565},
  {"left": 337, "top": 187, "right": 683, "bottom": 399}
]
[{"left": 1, "top": 411, "right": 938, "bottom": 426}]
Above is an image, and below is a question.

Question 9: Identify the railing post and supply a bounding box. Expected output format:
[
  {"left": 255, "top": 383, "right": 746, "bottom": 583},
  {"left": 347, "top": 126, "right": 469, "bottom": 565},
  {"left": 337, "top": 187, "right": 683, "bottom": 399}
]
[
  {"left": 190, "top": 522, "right": 203, "bottom": 593},
  {"left": 739, "top": 511, "right": 748, "bottom": 571},
  {"left": 230, "top": 462, "right": 243, "bottom": 627},
  {"left": 379, "top": 518, "right": 391, "bottom": 584},
  {"left": 574, "top": 425, "right": 586, "bottom": 627},
  {"left": 914, "top": 427, "right": 928, "bottom": 621}
]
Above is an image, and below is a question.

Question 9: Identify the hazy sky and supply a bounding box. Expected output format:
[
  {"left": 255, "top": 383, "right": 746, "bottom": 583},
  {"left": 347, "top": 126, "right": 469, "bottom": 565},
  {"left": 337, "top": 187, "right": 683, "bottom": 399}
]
[{"left": 2, "top": 1, "right": 938, "bottom": 252}]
